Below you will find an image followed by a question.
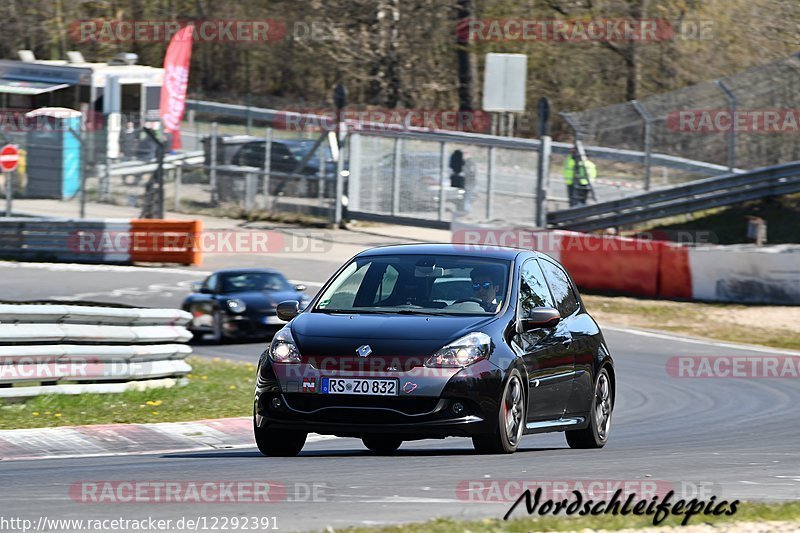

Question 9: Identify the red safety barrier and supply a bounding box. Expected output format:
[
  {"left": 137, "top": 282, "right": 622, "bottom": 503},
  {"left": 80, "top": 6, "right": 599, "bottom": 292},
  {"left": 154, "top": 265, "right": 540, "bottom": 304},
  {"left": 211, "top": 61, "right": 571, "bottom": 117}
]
[
  {"left": 129, "top": 219, "right": 203, "bottom": 266},
  {"left": 558, "top": 233, "right": 662, "bottom": 297},
  {"left": 657, "top": 243, "right": 693, "bottom": 299}
]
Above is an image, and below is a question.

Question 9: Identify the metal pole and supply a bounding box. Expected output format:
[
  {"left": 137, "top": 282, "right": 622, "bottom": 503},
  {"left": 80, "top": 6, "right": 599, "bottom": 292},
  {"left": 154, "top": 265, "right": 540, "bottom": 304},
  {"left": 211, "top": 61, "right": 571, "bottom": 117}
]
[
  {"left": 486, "top": 146, "right": 495, "bottom": 220},
  {"left": 715, "top": 79, "right": 737, "bottom": 172},
  {"left": 631, "top": 100, "right": 653, "bottom": 191},
  {"left": 333, "top": 125, "right": 347, "bottom": 226},
  {"left": 4, "top": 170, "right": 12, "bottom": 217},
  {"left": 391, "top": 138, "right": 401, "bottom": 216},
  {"left": 174, "top": 162, "right": 182, "bottom": 212},
  {"left": 536, "top": 136, "right": 551, "bottom": 227},
  {"left": 438, "top": 141, "right": 447, "bottom": 222},
  {"left": 209, "top": 122, "right": 218, "bottom": 205},
  {"left": 263, "top": 127, "right": 273, "bottom": 209}
]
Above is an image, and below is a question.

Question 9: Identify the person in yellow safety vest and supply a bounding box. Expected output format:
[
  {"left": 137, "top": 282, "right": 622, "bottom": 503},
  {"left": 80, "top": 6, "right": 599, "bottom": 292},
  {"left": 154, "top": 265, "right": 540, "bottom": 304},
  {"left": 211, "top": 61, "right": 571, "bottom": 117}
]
[{"left": 563, "top": 148, "right": 597, "bottom": 207}]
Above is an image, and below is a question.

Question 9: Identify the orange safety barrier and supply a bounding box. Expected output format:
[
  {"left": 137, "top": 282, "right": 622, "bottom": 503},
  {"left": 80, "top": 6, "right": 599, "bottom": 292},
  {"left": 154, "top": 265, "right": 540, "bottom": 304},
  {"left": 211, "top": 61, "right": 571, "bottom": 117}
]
[
  {"left": 558, "top": 233, "right": 662, "bottom": 297},
  {"left": 657, "top": 243, "right": 693, "bottom": 299},
  {"left": 129, "top": 219, "right": 203, "bottom": 266}
]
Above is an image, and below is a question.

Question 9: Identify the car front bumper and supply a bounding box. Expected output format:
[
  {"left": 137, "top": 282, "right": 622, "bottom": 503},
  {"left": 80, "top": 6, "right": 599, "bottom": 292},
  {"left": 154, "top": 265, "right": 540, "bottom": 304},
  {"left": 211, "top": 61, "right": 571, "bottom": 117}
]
[{"left": 254, "top": 359, "right": 504, "bottom": 439}]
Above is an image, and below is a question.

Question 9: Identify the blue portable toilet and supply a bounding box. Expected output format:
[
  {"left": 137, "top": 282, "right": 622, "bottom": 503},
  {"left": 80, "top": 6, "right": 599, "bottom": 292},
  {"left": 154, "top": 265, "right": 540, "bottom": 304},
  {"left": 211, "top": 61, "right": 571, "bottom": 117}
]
[{"left": 24, "top": 107, "right": 82, "bottom": 199}]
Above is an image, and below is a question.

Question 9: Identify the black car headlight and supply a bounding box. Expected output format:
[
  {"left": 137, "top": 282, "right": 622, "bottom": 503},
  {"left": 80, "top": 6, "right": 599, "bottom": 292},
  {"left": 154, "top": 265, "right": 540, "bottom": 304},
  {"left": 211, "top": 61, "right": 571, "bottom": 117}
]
[
  {"left": 226, "top": 298, "right": 247, "bottom": 313},
  {"left": 425, "top": 332, "right": 492, "bottom": 368},
  {"left": 269, "top": 326, "right": 301, "bottom": 364}
]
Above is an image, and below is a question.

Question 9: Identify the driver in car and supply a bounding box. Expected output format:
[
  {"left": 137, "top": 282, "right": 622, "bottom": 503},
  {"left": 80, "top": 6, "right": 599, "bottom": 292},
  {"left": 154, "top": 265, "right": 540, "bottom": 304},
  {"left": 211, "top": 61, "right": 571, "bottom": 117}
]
[{"left": 470, "top": 267, "right": 502, "bottom": 312}]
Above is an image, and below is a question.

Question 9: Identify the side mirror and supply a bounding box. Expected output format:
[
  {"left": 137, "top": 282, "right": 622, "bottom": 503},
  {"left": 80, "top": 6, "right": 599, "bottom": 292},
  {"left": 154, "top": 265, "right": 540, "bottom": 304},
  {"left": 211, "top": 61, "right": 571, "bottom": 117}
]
[
  {"left": 519, "top": 307, "right": 561, "bottom": 331},
  {"left": 276, "top": 300, "right": 300, "bottom": 321},
  {"left": 294, "top": 284, "right": 307, "bottom": 292}
]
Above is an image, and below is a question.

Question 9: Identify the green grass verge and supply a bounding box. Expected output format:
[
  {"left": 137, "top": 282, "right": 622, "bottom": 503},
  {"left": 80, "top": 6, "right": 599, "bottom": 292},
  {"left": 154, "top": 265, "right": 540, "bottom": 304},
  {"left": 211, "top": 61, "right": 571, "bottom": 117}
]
[
  {"left": 338, "top": 501, "right": 800, "bottom": 532},
  {"left": 0, "top": 357, "right": 255, "bottom": 429}
]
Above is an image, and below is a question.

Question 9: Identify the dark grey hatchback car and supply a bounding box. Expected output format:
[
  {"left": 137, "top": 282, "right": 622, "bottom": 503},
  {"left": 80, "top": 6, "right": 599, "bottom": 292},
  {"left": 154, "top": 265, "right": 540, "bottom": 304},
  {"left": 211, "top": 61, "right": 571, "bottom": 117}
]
[{"left": 254, "top": 244, "right": 615, "bottom": 456}]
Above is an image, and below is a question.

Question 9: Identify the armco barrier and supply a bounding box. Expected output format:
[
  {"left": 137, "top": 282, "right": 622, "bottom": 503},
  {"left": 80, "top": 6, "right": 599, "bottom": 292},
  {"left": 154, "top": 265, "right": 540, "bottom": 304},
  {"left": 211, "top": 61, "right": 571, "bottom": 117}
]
[
  {"left": 0, "top": 303, "right": 194, "bottom": 399},
  {"left": 0, "top": 218, "right": 202, "bottom": 266},
  {"left": 451, "top": 221, "right": 799, "bottom": 304}
]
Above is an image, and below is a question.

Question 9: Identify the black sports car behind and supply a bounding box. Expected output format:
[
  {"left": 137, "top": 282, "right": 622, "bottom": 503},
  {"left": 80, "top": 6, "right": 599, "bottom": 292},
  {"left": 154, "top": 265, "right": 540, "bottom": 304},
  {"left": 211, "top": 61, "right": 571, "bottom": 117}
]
[{"left": 183, "top": 268, "right": 311, "bottom": 342}]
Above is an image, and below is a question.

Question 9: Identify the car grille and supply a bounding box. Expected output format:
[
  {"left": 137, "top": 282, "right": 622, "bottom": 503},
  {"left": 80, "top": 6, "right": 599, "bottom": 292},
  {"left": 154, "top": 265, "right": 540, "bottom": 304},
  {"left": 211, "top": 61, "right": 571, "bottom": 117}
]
[{"left": 283, "top": 394, "right": 443, "bottom": 421}]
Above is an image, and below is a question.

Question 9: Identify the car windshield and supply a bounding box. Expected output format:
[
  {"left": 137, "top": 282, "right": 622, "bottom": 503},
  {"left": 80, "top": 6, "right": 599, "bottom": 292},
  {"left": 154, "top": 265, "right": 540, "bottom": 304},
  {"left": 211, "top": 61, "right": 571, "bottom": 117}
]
[
  {"left": 314, "top": 254, "right": 510, "bottom": 315},
  {"left": 288, "top": 141, "right": 332, "bottom": 161},
  {"left": 220, "top": 272, "right": 293, "bottom": 293}
]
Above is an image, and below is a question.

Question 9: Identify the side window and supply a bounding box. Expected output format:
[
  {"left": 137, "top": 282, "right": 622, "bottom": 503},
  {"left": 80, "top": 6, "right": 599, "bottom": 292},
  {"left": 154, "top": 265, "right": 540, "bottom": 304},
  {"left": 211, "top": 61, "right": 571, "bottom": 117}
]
[
  {"left": 374, "top": 265, "right": 399, "bottom": 303},
  {"left": 204, "top": 274, "right": 219, "bottom": 293},
  {"left": 540, "top": 259, "right": 579, "bottom": 317},
  {"left": 519, "top": 259, "right": 555, "bottom": 316}
]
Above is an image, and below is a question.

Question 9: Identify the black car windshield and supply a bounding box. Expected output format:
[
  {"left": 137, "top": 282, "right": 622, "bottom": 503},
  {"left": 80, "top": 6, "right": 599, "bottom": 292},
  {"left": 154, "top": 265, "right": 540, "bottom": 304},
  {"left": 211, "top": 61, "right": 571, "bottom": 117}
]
[
  {"left": 314, "top": 255, "right": 510, "bottom": 315},
  {"left": 220, "top": 272, "right": 293, "bottom": 293}
]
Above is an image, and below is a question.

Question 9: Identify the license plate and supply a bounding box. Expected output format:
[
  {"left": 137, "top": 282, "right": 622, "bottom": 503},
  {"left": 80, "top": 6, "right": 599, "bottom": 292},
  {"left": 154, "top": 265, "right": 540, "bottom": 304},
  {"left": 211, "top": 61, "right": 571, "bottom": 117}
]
[{"left": 321, "top": 377, "right": 398, "bottom": 396}]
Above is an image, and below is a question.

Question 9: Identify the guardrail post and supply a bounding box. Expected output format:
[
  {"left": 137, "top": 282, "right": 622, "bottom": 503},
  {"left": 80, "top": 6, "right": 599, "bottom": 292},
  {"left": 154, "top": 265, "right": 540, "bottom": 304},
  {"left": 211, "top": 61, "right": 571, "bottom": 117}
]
[
  {"left": 438, "top": 141, "right": 447, "bottom": 222},
  {"left": 715, "top": 80, "right": 737, "bottom": 173},
  {"left": 486, "top": 146, "right": 495, "bottom": 220},
  {"left": 209, "top": 122, "right": 218, "bottom": 205},
  {"left": 536, "top": 136, "right": 551, "bottom": 227},
  {"left": 631, "top": 100, "right": 654, "bottom": 191},
  {"left": 245, "top": 172, "right": 256, "bottom": 212},
  {"left": 391, "top": 138, "right": 401, "bottom": 216},
  {"left": 334, "top": 126, "right": 349, "bottom": 226},
  {"left": 3, "top": 170, "right": 12, "bottom": 218},
  {"left": 263, "top": 127, "right": 273, "bottom": 210}
]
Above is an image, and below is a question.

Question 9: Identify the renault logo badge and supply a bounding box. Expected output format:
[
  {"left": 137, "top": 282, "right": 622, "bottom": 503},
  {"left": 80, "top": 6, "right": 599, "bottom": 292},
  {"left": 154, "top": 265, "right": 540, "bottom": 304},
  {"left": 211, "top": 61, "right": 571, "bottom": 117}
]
[{"left": 356, "top": 345, "right": 372, "bottom": 357}]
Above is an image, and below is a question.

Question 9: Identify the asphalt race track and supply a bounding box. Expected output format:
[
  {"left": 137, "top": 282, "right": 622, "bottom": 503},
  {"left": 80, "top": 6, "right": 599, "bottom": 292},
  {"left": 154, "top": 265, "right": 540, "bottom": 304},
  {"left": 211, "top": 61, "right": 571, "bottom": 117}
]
[{"left": 1, "top": 261, "right": 799, "bottom": 531}]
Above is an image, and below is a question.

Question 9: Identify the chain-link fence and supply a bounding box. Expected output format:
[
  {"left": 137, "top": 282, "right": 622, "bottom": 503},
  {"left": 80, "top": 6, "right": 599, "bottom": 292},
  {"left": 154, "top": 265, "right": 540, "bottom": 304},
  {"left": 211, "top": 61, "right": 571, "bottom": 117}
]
[{"left": 562, "top": 53, "right": 800, "bottom": 189}]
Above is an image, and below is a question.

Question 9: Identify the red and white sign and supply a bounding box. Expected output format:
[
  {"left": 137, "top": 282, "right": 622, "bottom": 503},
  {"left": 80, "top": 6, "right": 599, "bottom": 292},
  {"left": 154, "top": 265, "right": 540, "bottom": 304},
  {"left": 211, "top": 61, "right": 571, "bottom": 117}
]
[
  {"left": 159, "top": 25, "right": 194, "bottom": 150},
  {"left": 0, "top": 144, "right": 20, "bottom": 172}
]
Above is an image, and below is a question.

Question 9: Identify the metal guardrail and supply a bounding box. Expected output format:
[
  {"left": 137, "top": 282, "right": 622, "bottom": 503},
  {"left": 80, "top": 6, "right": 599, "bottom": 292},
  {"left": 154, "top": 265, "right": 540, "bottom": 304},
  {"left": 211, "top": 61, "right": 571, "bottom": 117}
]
[
  {"left": 0, "top": 218, "right": 132, "bottom": 264},
  {"left": 547, "top": 161, "right": 800, "bottom": 231},
  {"left": 0, "top": 303, "right": 193, "bottom": 399},
  {"left": 108, "top": 151, "right": 205, "bottom": 177}
]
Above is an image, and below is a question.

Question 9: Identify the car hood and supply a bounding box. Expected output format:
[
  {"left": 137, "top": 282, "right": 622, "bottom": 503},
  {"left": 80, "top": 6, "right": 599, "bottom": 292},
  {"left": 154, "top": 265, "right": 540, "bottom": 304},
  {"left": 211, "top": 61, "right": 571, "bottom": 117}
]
[
  {"left": 290, "top": 312, "right": 496, "bottom": 369},
  {"left": 226, "top": 290, "right": 305, "bottom": 311}
]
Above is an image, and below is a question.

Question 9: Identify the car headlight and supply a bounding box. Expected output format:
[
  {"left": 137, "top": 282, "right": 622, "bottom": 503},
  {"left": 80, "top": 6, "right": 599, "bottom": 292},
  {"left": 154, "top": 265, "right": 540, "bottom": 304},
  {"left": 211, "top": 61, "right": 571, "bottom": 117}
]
[
  {"left": 226, "top": 299, "right": 246, "bottom": 313},
  {"left": 425, "top": 332, "right": 492, "bottom": 368},
  {"left": 269, "top": 326, "right": 301, "bottom": 363}
]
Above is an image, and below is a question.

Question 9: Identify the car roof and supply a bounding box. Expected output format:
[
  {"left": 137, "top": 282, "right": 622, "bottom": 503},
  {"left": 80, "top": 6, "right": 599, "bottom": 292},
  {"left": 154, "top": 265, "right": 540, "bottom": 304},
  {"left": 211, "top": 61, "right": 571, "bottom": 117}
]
[
  {"left": 212, "top": 268, "right": 283, "bottom": 275},
  {"left": 355, "top": 243, "right": 526, "bottom": 260}
]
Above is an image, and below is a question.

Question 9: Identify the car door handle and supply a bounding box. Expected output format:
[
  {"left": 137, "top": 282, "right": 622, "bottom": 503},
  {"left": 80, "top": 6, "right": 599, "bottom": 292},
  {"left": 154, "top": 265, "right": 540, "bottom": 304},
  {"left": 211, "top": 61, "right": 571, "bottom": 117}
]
[{"left": 561, "top": 337, "right": 573, "bottom": 348}]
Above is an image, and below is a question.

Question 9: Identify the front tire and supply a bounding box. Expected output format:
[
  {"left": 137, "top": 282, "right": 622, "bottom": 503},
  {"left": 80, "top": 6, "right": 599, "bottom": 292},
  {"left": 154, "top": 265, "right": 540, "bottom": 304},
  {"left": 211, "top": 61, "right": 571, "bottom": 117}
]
[
  {"left": 254, "top": 418, "right": 307, "bottom": 457},
  {"left": 362, "top": 435, "right": 402, "bottom": 454},
  {"left": 472, "top": 369, "right": 525, "bottom": 454},
  {"left": 566, "top": 367, "right": 612, "bottom": 449}
]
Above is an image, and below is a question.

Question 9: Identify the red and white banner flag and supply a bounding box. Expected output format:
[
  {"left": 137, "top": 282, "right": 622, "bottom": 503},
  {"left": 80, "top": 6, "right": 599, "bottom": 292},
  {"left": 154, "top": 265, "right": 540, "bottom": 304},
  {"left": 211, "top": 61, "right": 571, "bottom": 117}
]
[{"left": 159, "top": 25, "right": 194, "bottom": 150}]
